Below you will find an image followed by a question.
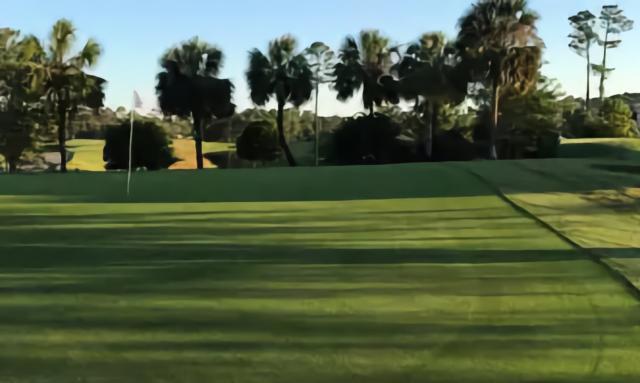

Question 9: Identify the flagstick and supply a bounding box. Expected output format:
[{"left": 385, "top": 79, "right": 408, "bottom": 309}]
[{"left": 127, "top": 99, "right": 134, "bottom": 197}]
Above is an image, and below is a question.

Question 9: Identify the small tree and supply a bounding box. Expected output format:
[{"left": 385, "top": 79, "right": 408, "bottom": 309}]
[
  {"left": 236, "top": 122, "right": 281, "bottom": 166},
  {"left": 304, "top": 42, "right": 335, "bottom": 166},
  {"left": 593, "top": 5, "right": 634, "bottom": 101},
  {"left": 568, "top": 11, "right": 598, "bottom": 110},
  {"left": 600, "top": 98, "right": 638, "bottom": 137},
  {"left": 103, "top": 120, "right": 176, "bottom": 170},
  {"left": 328, "top": 114, "right": 410, "bottom": 165}
]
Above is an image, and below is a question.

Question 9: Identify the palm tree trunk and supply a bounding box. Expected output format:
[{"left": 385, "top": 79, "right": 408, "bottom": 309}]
[
  {"left": 8, "top": 158, "right": 17, "bottom": 173},
  {"left": 423, "top": 101, "right": 433, "bottom": 160},
  {"left": 314, "top": 83, "right": 320, "bottom": 167},
  {"left": 277, "top": 102, "right": 296, "bottom": 167},
  {"left": 599, "top": 29, "right": 609, "bottom": 101},
  {"left": 490, "top": 81, "right": 501, "bottom": 160},
  {"left": 57, "top": 105, "right": 67, "bottom": 172},
  {"left": 586, "top": 45, "right": 591, "bottom": 111},
  {"left": 431, "top": 102, "right": 440, "bottom": 160},
  {"left": 193, "top": 115, "right": 204, "bottom": 170}
]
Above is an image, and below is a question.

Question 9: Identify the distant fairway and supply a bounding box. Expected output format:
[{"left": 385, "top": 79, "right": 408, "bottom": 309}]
[
  {"left": 559, "top": 138, "right": 640, "bottom": 161},
  {"left": 1, "top": 160, "right": 639, "bottom": 382},
  {"left": 65, "top": 138, "right": 235, "bottom": 171}
]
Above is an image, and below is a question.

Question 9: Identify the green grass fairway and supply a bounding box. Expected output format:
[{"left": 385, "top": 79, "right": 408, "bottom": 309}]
[
  {"left": 468, "top": 158, "right": 640, "bottom": 290},
  {"left": 1, "top": 163, "right": 640, "bottom": 382},
  {"left": 560, "top": 138, "right": 640, "bottom": 161}
]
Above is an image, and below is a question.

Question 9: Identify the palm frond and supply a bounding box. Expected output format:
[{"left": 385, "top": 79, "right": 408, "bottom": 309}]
[
  {"left": 286, "top": 54, "right": 313, "bottom": 107},
  {"left": 246, "top": 49, "right": 274, "bottom": 106},
  {"left": 50, "top": 19, "right": 76, "bottom": 63}
]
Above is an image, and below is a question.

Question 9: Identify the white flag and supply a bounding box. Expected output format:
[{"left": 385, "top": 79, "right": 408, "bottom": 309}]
[{"left": 133, "top": 91, "right": 143, "bottom": 110}]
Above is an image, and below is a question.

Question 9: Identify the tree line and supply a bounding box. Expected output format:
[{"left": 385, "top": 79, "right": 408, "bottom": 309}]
[{"left": 1, "top": 0, "right": 637, "bottom": 173}]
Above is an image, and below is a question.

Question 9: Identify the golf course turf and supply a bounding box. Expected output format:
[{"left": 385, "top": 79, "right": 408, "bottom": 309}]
[{"left": 0, "top": 161, "right": 639, "bottom": 382}]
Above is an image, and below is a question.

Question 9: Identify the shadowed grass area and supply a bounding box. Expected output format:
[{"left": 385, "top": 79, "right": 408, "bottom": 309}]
[
  {"left": 467, "top": 158, "right": 640, "bottom": 291},
  {"left": 1, "top": 162, "right": 640, "bottom": 382},
  {"left": 559, "top": 138, "right": 640, "bottom": 162}
]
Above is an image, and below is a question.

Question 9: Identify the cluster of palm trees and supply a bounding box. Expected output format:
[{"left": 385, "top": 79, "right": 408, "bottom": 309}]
[
  {"left": 157, "top": 0, "right": 545, "bottom": 167},
  {"left": 0, "top": 20, "right": 105, "bottom": 172},
  {"left": 3, "top": 0, "right": 557, "bottom": 173}
]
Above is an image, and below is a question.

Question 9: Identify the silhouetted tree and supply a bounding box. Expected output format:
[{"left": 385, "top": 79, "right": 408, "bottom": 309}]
[
  {"left": 388, "top": 33, "right": 467, "bottom": 159},
  {"left": 246, "top": 35, "right": 313, "bottom": 167},
  {"left": 37, "top": 19, "right": 106, "bottom": 172},
  {"left": 457, "top": 0, "right": 543, "bottom": 159},
  {"left": 157, "top": 37, "right": 235, "bottom": 170},
  {"left": 103, "top": 120, "right": 176, "bottom": 170},
  {"left": 328, "top": 113, "right": 410, "bottom": 165},
  {"left": 236, "top": 121, "right": 281, "bottom": 165},
  {"left": 304, "top": 42, "right": 335, "bottom": 166},
  {"left": 568, "top": 11, "right": 598, "bottom": 110},
  {"left": 593, "top": 5, "right": 634, "bottom": 101},
  {"left": 334, "top": 30, "right": 396, "bottom": 116}
]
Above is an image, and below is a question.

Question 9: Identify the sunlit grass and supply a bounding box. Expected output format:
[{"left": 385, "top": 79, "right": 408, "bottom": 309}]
[
  {"left": 65, "top": 138, "right": 235, "bottom": 171},
  {"left": 1, "top": 161, "right": 640, "bottom": 382}
]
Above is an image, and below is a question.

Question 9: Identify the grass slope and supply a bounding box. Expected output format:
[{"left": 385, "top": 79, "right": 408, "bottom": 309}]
[
  {"left": 0, "top": 162, "right": 640, "bottom": 382},
  {"left": 559, "top": 138, "right": 640, "bottom": 161},
  {"left": 468, "top": 158, "right": 640, "bottom": 290},
  {"left": 65, "top": 139, "right": 234, "bottom": 171}
]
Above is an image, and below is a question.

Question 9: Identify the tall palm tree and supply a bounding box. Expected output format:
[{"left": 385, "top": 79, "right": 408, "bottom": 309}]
[
  {"left": 39, "top": 19, "right": 105, "bottom": 172},
  {"left": 246, "top": 35, "right": 313, "bottom": 167},
  {"left": 156, "top": 37, "right": 236, "bottom": 170},
  {"left": 304, "top": 42, "right": 335, "bottom": 166},
  {"left": 334, "top": 30, "right": 395, "bottom": 116},
  {"left": 457, "top": 0, "right": 543, "bottom": 159},
  {"left": 391, "top": 32, "right": 455, "bottom": 159}
]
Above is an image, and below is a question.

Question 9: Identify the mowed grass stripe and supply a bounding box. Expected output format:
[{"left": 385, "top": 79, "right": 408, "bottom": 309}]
[{"left": 0, "top": 163, "right": 639, "bottom": 382}]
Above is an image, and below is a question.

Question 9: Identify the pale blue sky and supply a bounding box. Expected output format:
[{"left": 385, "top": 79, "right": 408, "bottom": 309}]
[{"left": 2, "top": 0, "right": 639, "bottom": 116}]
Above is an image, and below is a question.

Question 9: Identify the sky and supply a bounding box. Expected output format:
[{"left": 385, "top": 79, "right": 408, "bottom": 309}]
[{"left": 2, "top": 0, "right": 639, "bottom": 116}]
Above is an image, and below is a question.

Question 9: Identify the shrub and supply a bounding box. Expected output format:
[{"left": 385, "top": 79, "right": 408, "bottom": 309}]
[
  {"left": 103, "top": 120, "right": 176, "bottom": 170},
  {"left": 236, "top": 122, "right": 281, "bottom": 164},
  {"left": 567, "top": 99, "right": 639, "bottom": 138},
  {"left": 600, "top": 98, "right": 638, "bottom": 137},
  {"left": 327, "top": 113, "right": 414, "bottom": 165}
]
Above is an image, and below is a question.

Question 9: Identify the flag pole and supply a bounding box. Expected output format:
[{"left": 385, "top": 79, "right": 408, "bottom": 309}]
[{"left": 127, "top": 95, "right": 134, "bottom": 197}]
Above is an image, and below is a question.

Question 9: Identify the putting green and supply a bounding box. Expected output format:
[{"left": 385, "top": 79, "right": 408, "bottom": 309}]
[{"left": 0, "top": 162, "right": 639, "bottom": 382}]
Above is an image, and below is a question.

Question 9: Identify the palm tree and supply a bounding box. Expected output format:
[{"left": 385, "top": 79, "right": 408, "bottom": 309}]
[
  {"left": 457, "top": 0, "right": 543, "bottom": 159},
  {"left": 39, "top": 19, "right": 105, "bottom": 172},
  {"left": 390, "top": 32, "right": 458, "bottom": 159},
  {"left": 304, "top": 42, "right": 335, "bottom": 166},
  {"left": 156, "top": 37, "right": 236, "bottom": 170},
  {"left": 334, "top": 30, "right": 395, "bottom": 116},
  {"left": 246, "top": 35, "right": 313, "bottom": 167}
]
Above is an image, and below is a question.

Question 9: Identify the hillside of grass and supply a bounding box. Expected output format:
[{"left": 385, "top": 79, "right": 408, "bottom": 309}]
[
  {"left": 64, "top": 139, "right": 235, "bottom": 171},
  {"left": 559, "top": 138, "right": 640, "bottom": 161},
  {"left": 1, "top": 161, "right": 640, "bottom": 382}
]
